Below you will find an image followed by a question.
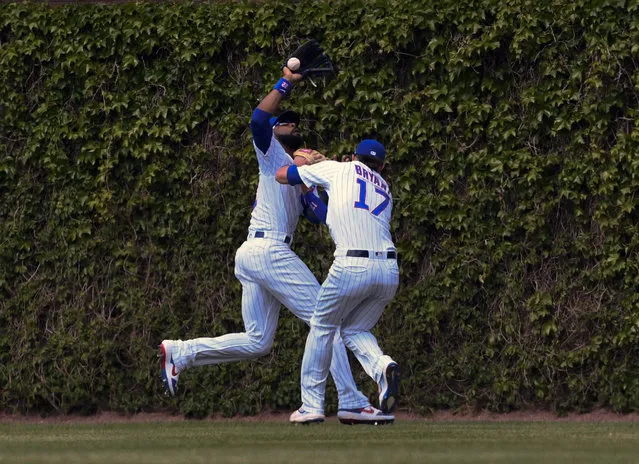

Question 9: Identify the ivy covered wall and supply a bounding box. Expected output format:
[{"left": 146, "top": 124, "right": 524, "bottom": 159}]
[{"left": 1, "top": 0, "right": 639, "bottom": 416}]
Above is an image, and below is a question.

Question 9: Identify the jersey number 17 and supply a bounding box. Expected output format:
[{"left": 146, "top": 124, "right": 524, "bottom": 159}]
[{"left": 354, "top": 178, "right": 390, "bottom": 216}]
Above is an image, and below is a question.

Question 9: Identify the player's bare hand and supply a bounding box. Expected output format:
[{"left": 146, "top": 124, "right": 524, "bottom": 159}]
[
  {"left": 293, "top": 156, "right": 308, "bottom": 167},
  {"left": 283, "top": 66, "right": 303, "bottom": 83}
]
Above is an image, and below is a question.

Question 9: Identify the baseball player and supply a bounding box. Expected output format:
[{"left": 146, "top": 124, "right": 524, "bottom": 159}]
[
  {"left": 159, "top": 66, "right": 390, "bottom": 424},
  {"left": 275, "top": 139, "right": 401, "bottom": 424}
]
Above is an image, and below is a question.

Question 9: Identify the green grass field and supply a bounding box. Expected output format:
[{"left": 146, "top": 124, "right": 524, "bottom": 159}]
[{"left": 2, "top": 420, "right": 639, "bottom": 464}]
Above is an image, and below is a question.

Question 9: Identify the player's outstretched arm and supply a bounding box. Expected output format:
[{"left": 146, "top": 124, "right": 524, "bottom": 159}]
[
  {"left": 257, "top": 67, "right": 303, "bottom": 114},
  {"left": 250, "top": 67, "right": 304, "bottom": 154}
]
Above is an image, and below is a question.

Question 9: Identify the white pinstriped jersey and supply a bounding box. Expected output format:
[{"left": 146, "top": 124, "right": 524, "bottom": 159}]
[
  {"left": 250, "top": 136, "right": 303, "bottom": 235},
  {"left": 297, "top": 160, "right": 395, "bottom": 251}
]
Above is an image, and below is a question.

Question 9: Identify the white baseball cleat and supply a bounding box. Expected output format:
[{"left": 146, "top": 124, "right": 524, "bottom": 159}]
[
  {"left": 289, "top": 408, "right": 325, "bottom": 424},
  {"left": 378, "top": 362, "right": 400, "bottom": 413},
  {"left": 159, "top": 340, "right": 180, "bottom": 397},
  {"left": 337, "top": 406, "right": 394, "bottom": 425}
]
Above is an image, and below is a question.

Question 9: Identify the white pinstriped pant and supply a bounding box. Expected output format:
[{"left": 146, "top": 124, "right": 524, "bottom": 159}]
[
  {"left": 173, "top": 237, "right": 370, "bottom": 410},
  {"left": 301, "top": 256, "right": 399, "bottom": 415}
]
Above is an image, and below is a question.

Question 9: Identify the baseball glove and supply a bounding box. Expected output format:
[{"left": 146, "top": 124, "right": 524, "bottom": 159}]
[
  {"left": 285, "top": 39, "right": 335, "bottom": 79},
  {"left": 294, "top": 148, "right": 327, "bottom": 165}
]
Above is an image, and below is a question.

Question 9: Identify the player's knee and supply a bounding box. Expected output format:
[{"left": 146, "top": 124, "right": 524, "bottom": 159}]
[
  {"left": 340, "top": 327, "right": 360, "bottom": 339},
  {"left": 339, "top": 327, "right": 358, "bottom": 343},
  {"left": 310, "top": 316, "right": 339, "bottom": 330},
  {"left": 246, "top": 337, "right": 273, "bottom": 357},
  {"left": 310, "top": 322, "right": 339, "bottom": 340}
]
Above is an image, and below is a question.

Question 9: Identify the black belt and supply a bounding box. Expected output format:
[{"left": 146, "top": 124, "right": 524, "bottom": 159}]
[
  {"left": 254, "top": 231, "right": 291, "bottom": 244},
  {"left": 346, "top": 250, "right": 397, "bottom": 259}
]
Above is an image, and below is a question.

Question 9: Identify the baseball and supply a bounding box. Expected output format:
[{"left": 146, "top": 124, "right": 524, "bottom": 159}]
[{"left": 286, "top": 57, "right": 301, "bottom": 71}]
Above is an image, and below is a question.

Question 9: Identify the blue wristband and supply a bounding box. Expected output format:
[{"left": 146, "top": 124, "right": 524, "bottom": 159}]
[{"left": 273, "top": 78, "right": 293, "bottom": 97}]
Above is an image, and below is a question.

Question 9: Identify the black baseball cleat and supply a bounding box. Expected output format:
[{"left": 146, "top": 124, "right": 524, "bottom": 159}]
[{"left": 378, "top": 362, "right": 400, "bottom": 413}]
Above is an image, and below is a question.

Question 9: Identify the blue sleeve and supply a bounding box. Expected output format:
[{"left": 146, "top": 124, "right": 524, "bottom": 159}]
[
  {"left": 250, "top": 108, "right": 273, "bottom": 154},
  {"left": 287, "top": 165, "right": 304, "bottom": 186},
  {"left": 301, "top": 189, "right": 328, "bottom": 224}
]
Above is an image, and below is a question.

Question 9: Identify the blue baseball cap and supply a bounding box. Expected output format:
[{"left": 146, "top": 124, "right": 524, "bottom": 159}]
[
  {"left": 269, "top": 110, "right": 300, "bottom": 127},
  {"left": 355, "top": 139, "right": 386, "bottom": 162}
]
